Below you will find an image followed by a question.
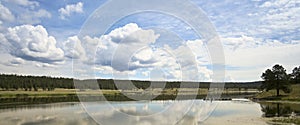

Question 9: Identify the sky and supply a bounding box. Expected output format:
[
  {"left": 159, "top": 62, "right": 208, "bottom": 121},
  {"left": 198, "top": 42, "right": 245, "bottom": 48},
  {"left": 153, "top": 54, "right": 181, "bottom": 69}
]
[{"left": 0, "top": 0, "right": 299, "bottom": 82}]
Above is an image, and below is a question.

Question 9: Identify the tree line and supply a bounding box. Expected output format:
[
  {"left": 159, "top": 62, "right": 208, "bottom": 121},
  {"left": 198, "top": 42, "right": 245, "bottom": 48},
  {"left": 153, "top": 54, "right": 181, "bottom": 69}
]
[
  {"left": 0, "top": 74, "right": 74, "bottom": 91},
  {"left": 2, "top": 64, "right": 299, "bottom": 92},
  {"left": 0, "top": 74, "right": 262, "bottom": 91}
]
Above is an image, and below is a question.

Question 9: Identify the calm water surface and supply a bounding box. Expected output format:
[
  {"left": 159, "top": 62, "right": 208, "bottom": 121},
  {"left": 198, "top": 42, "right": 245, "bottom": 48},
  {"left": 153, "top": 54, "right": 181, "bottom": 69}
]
[{"left": 0, "top": 99, "right": 299, "bottom": 125}]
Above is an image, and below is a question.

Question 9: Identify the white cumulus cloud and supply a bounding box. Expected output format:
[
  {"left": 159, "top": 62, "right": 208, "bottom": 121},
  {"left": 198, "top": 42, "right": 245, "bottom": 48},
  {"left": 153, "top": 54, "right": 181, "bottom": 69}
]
[
  {"left": 69, "top": 23, "right": 213, "bottom": 81},
  {"left": 59, "top": 2, "right": 84, "bottom": 19},
  {"left": 0, "top": 25, "right": 64, "bottom": 64},
  {"left": 63, "top": 36, "right": 86, "bottom": 60}
]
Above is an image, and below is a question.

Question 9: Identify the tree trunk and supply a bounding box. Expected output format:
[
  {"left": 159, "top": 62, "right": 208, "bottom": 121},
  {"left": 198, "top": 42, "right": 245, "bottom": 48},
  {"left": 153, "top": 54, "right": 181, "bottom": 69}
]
[{"left": 276, "top": 79, "right": 279, "bottom": 96}]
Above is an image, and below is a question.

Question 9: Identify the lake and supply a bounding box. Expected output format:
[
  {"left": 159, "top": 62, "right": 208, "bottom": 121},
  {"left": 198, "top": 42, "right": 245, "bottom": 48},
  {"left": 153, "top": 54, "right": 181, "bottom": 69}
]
[{"left": 0, "top": 99, "right": 299, "bottom": 125}]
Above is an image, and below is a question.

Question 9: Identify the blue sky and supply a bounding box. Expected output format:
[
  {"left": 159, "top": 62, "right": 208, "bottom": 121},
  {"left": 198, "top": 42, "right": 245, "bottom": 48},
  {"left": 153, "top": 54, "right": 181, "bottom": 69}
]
[{"left": 0, "top": 0, "right": 299, "bottom": 82}]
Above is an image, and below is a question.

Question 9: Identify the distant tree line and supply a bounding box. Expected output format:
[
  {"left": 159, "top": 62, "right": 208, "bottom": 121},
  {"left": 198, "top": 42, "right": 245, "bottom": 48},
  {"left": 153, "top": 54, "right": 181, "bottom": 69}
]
[
  {"left": 0, "top": 74, "right": 263, "bottom": 91},
  {"left": 0, "top": 74, "right": 74, "bottom": 91},
  {"left": 75, "top": 79, "right": 261, "bottom": 90}
]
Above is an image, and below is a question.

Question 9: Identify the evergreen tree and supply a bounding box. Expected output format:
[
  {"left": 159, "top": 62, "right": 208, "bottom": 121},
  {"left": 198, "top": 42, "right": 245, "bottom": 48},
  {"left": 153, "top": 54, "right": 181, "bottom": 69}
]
[{"left": 261, "top": 64, "right": 291, "bottom": 96}]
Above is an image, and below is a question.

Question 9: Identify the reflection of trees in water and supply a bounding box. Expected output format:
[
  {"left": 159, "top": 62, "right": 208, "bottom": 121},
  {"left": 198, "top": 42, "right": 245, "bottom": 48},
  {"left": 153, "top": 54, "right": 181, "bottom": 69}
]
[
  {"left": 260, "top": 103, "right": 300, "bottom": 117},
  {"left": 0, "top": 96, "right": 80, "bottom": 111},
  {"left": 0, "top": 102, "right": 80, "bottom": 113}
]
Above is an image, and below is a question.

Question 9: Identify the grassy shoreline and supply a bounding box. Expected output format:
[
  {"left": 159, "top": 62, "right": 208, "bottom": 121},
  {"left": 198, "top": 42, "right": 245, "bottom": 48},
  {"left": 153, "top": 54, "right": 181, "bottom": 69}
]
[
  {"left": 0, "top": 88, "right": 258, "bottom": 98},
  {"left": 264, "top": 117, "right": 300, "bottom": 125},
  {"left": 1, "top": 84, "right": 299, "bottom": 102},
  {"left": 0, "top": 89, "right": 119, "bottom": 98},
  {"left": 251, "top": 84, "right": 300, "bottom": 102}
]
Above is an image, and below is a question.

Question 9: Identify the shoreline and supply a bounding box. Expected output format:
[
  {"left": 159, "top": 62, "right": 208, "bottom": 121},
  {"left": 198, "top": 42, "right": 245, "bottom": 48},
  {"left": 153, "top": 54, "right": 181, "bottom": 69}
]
[
  {"left": 263, "top": 116, "right": 300, "bottom": 125},
  {"left": 0, "top": 88, "right": 257, "bottom": 98}
]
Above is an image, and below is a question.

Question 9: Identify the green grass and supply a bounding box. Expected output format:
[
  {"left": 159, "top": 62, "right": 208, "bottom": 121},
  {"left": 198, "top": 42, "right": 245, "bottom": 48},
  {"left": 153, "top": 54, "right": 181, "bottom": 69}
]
[
  {"left": 254, "top": 84, "right": 300, "bottom": 101},
  {"left": 0, "top": 89, "right": 121, "bottom": 98},
  {"left": 0, "top": 88, "right": 259, "bottom": 98}
]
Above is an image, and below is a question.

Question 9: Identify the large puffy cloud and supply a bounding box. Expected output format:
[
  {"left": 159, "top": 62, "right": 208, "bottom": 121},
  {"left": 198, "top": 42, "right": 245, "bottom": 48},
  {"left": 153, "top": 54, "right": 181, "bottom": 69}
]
[
  {"left": 59, "top": 2, "right": 84, "bottom": 19},
  {"left": 108, "top": 29, "right": 160, "bottom": 71},
  {"left": 68, "top": 23, "right": 159, "bottom": 66},
  {"left": 71, "top": 23, "right": 163, "bottom": 78},
  {"left": 69, "top": 23, "right": 213, "bottom": 81},
  {"left": 0, "top": 25, "right": 64, "bottom": 64},
  {"left": 63, "top": 36, "right": 86, "bottom": 60}
]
